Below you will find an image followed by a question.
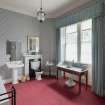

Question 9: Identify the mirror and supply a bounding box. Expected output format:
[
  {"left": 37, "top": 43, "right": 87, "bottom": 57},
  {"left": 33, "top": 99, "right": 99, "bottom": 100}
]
[
  {"left": 6, "top": 40, "right": 22, "bottom": 61},
  {"left": 27, "top": 36, "right": 39, "bottom": 53}
]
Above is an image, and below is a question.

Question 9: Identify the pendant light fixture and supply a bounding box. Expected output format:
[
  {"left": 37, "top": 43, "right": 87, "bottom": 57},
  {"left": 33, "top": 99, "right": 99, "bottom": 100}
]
[{"left": 36, "top": 0, "right": 46, "bottom": 23}]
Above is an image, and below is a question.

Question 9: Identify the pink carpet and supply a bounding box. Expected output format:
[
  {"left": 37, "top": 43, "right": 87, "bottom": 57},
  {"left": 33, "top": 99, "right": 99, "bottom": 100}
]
[{"left": 7, "top": 78, "right": 105, "bottom": 105}]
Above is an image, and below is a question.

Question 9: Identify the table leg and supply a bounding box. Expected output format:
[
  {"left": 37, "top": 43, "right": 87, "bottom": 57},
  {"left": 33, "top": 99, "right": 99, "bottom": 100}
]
[
  {"left": 49, "top": 66, "right": 51, "bottom": 77},
  {"left": 57, "top": 69, "right": 58, "bottom": 79},
  {"left": 63, "top": 72, "right": 65, "bottom": 79},
  {"left": 78, "top": 75, "right": 81, "bottom": 94},
  {"left": 86, "top": 71, "right": 88, "bottom": 90}
]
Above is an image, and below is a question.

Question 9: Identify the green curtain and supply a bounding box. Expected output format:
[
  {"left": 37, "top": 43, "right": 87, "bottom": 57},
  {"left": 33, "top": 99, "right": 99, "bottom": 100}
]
[
  {"left": 56, "top": 28, "right": 66, "bottom": 64},
  {"left": 56, "top": 0, "right": 105, "bottom": 96},
  {"left": 92, "top": 15, "right": 105, "bottom": 96},
  {"left": 55, "top": 1, "right": 103, "bottom": 28},
  {"left": 56, "top": 29, "right": 60, "bottom": 63}
]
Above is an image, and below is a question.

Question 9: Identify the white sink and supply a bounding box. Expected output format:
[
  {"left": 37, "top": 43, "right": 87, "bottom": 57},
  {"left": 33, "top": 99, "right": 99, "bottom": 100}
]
[
  {"left": 6, "top": 61, "right": 24, "bottom": 68},
  {"left": 6, "top": 61, "right": 24, "bottom": 84}
]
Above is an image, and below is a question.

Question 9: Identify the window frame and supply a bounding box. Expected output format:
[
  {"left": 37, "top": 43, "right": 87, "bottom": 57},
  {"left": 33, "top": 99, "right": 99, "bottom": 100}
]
[{"left": 63, "top": 19, "right": 92, "bottom": 64}]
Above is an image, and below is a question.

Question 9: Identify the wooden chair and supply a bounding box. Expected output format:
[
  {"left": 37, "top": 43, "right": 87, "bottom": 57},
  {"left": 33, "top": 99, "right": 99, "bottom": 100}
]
[{"left": 0, "top": 76, "right": 16, "bottom": 105}]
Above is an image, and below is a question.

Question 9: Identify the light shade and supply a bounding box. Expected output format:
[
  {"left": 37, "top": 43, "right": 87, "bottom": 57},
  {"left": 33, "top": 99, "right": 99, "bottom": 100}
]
[{"left": 37, "top": 8, "right": 46, "bottom": 23}]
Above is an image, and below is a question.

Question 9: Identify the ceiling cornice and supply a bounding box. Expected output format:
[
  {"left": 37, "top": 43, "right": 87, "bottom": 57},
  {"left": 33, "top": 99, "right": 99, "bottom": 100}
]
[
  {"left": 0, "top": 3, "right": 35, "bottom": 17},
  {"left": 55, "top": 0, "right": 96, "bottom": 20},
  {"left": 49, "top": 0, "right": 92, "bottom": 18},
  {"left": 0, "top": 0, "right": 92, "bottom": 19}
]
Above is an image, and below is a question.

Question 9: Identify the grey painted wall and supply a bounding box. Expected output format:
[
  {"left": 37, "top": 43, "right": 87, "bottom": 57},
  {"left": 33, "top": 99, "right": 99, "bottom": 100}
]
[
  {"left": 39, "top": 20, "right": 56, "bottom": 75},
  {"left": 39, "top": 21, "right": 56, "bottom": 66},
  {"left": 0, "top": 8, "right": 56, "bottom": 81},
  {"left": 0, "top": 8, "right": 40, "bottom": 56}
]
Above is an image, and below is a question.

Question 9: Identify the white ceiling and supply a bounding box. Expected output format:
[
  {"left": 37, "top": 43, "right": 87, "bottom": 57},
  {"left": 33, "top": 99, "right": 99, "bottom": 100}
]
[{"left": 0, "top": 0, "right": 91, "bottom": 18}]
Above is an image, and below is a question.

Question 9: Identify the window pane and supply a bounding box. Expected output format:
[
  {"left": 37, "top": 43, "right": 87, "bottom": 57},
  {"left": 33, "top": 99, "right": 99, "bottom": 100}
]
[
  {"left": 81, "top": 30, "right": 91, "bottom": 42},
  {"left": 81, "top": 19, "right": 92, "bottom": 64},
  {"left": 81, "top": 42, "right": 92, "bottom": 64},
  {"left": 66, "top": 24, "right": 77, "bottom": 33},
  {"left": 65, "top": 32, "right": 77, "bottom": 62},
  {"left": 81, "top": 19, "right": 92, "bottom": 30},
  {"left": 65, "top": 24, "right": 77, "bottom": 62}
]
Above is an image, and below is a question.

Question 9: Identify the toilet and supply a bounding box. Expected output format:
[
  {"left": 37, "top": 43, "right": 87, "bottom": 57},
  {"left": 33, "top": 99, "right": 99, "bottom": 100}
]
[
  {"left": 35, "top": 71, "right": 43, "bottom": 80},
  {"left": 31, "top": 60, "right": 43, "bottom": 80}
]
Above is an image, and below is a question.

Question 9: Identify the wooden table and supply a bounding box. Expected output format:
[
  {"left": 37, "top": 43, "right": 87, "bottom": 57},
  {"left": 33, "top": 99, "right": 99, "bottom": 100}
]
[{"left": 56, "top": 66, "right": 88, "bottom": 94}]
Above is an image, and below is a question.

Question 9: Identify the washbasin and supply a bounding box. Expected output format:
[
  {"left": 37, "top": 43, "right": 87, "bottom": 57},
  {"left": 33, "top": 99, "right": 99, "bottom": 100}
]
[
  {"left": 6, "top": 61, "right": 24, "bottom": 69},
  {"left": 6, "top": 61, "right": 24, "bottom": 84}
]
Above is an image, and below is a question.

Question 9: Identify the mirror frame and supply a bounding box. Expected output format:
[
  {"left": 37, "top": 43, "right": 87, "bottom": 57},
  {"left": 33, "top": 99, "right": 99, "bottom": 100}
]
[{"left": 27, "top": 35, "right": 39, "bottom": 53}]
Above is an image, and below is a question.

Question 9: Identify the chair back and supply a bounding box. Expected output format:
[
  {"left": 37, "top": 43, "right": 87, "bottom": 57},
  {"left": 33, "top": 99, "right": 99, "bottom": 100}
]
[{"left": 0, "top": 76, "right": 8, "bottom": 104}]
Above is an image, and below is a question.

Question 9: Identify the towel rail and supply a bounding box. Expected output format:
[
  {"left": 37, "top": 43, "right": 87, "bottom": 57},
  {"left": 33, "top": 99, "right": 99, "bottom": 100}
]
[{"left": 0, "top": 86, "right": 16, "bottom": 105}]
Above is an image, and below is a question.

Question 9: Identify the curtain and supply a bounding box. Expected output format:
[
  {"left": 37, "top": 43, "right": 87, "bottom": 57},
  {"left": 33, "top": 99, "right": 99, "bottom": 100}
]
[
  {"left": 92, "top": 15, "right": 105, "bottom": 96},
  {"left": 56, "top": 29, "right": 60, "bottom": 63},
  {"left": 56, "top": 0, "right": 105, "bottom": 96},
  {"left": 56, "top": 28, "right": 66, "bottom": 64},
  {"left": 92, "top": 1, "right": 105, "bottom": 97},
  {"left": 92, "top": 0, "right": 105, "bottom": 96},
  {"left": 55, "top": 1, "right": 103, "bottom": 28}
]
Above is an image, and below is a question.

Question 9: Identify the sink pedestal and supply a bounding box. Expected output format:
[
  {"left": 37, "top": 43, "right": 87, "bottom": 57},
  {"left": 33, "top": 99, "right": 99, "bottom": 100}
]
[{"left": 12, "top": 68, "right": 18, "bottom": 84}]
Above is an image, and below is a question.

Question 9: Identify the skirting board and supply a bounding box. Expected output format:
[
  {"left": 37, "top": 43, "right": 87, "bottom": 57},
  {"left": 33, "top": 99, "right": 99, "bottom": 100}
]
[{"left": 3, "top": 76, "right": 92, "bottom": 86}]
